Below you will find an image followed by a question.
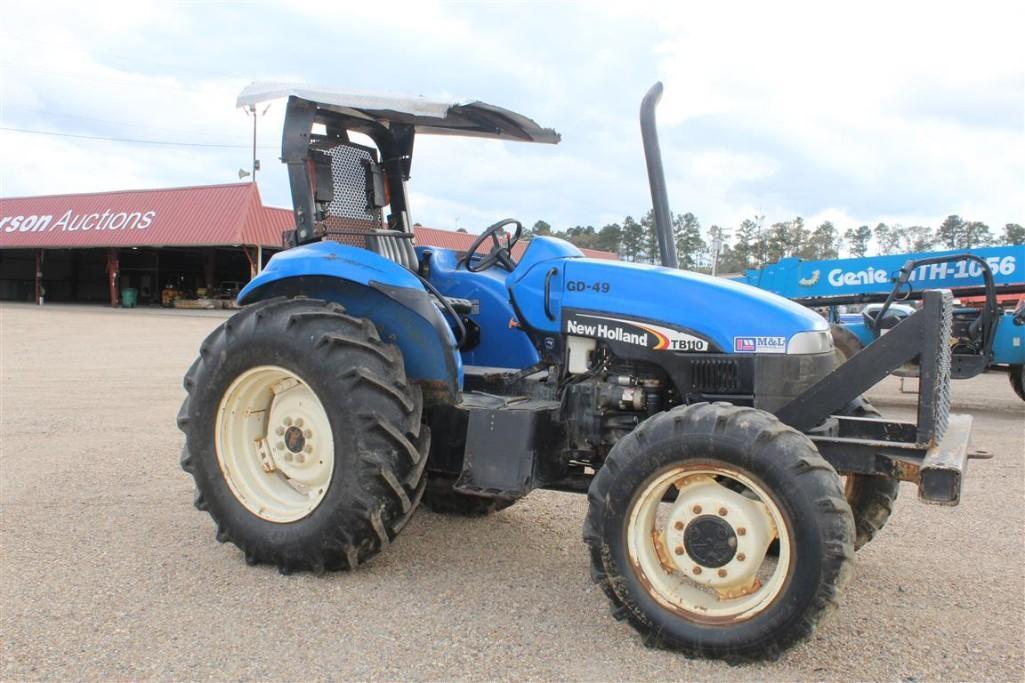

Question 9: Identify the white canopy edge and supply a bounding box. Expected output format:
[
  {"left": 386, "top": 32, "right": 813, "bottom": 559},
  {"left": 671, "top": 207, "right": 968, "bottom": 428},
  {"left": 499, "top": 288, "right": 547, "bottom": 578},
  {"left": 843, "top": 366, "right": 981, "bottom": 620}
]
[{"left": 236, "top": 81, "right": 560, "bottom": 144}]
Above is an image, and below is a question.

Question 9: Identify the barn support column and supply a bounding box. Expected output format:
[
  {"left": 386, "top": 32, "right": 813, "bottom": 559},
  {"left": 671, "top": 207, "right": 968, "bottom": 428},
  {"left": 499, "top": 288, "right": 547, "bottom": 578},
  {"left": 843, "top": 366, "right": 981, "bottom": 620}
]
[
  {"left": 203, "top": 248, "right": 216, "bottom": 292},
  {"left": 106, "top": 248, "right": 120, "bottom": 308},
  {"left": 34, "top": 250, "right": 43, "bottom": 305},
  {"left": 242, "top": 246, "right": 258, "bottom": 279}
]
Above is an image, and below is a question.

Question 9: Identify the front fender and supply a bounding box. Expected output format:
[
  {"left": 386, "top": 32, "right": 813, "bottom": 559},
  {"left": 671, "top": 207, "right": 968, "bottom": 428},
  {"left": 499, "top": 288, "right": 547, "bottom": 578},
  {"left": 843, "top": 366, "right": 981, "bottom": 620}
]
[{"left": 239, "top": 242, "right": 462, "bottom": 401}]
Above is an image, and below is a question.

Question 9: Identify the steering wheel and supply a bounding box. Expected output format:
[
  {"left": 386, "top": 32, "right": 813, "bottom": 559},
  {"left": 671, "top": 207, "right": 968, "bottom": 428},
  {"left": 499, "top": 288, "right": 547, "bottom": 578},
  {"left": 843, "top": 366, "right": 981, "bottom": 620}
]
[{"left": 463, "top": 219, "right": 523, "bottom": 272}]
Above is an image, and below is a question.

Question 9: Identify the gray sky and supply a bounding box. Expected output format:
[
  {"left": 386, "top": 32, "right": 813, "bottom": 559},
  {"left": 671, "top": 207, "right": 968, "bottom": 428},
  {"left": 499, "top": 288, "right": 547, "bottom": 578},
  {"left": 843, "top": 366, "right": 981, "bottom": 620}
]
[{"left": 1, "top": 1, "right": 1022, "bottom": 242}]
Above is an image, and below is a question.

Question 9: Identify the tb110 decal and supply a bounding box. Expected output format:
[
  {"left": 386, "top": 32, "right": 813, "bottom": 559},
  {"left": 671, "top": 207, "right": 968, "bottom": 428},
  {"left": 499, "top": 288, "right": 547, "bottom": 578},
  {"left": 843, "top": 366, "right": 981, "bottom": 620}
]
[{"left": 563, "top": 311, "right": 711, "bottom": 352}]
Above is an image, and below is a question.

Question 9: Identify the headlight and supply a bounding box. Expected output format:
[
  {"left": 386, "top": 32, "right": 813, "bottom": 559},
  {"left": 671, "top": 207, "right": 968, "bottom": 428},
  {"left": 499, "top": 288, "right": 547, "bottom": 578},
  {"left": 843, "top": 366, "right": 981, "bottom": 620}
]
[{"left": 787, "top": 330, "right": 833, "bottom": 355}]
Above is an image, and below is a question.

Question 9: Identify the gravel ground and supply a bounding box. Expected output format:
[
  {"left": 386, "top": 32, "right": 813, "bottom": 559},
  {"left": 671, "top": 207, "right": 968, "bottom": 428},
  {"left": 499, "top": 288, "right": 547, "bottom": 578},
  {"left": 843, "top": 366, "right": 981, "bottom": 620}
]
[{"left": 2, "top": 303, "right": 1023, "bottom": 681}]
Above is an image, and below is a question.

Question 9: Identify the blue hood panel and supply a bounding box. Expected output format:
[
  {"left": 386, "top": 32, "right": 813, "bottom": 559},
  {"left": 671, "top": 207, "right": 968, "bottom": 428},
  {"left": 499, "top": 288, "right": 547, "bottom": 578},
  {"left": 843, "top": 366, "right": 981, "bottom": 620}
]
[{"left": 512, "top": 256, "right": 828, "bottom": 353}]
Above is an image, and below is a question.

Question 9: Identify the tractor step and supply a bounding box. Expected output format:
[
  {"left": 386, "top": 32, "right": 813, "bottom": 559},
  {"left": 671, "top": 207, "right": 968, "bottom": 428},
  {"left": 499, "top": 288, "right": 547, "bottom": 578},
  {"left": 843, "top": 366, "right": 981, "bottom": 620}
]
[{"left": 441, "top": 393, "right": 562, "bottom": 498}]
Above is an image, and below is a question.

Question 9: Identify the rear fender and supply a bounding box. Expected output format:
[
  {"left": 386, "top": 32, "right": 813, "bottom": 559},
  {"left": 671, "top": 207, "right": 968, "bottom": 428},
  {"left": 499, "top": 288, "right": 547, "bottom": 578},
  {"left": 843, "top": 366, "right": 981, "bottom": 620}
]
[{"left": 239, "top": 242, "right": 462, "bottom": 402}]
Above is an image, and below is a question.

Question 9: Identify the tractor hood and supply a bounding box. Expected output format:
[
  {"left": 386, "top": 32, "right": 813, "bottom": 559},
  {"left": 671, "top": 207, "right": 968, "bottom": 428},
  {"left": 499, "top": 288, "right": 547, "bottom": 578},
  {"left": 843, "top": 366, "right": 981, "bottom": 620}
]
[{"left": 518, "top": 256, "right": 831, "bottom": 355}]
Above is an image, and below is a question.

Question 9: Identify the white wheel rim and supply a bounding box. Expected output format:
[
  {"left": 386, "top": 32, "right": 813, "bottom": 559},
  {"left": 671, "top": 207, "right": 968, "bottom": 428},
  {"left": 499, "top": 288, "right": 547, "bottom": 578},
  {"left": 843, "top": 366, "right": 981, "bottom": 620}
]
[
  {"left": 626, "top": 464, "right": 792, "bottom": 623},
  {"left": 215, "top": 365, "right": 335, "bottom": 523}
]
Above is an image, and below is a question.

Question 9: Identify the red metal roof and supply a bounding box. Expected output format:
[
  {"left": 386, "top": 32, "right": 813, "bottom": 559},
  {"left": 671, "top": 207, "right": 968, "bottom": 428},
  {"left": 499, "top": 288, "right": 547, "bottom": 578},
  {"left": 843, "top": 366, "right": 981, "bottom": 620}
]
[
  {"left": 0, "top": 183, "right": 291, "bottom": 249},
  {"left": 412, "top": 225, "right": 618, "bottom": 260},
  {"left": 0, "top": 182, "right": 619, "bottom": 260}
]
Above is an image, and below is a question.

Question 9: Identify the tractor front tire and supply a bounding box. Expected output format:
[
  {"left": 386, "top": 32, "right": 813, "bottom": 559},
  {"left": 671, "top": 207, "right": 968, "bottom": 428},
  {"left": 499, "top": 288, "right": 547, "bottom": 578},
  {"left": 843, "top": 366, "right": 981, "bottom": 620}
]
[
  {"left": 1009, "top": 365, "right": 1025, "bottom": 402},
  {"left": 178, "top": 297, "right": 429, "bottom": 573},
  {"left": 422, "top": 475, "right": 517, "bottom": 516},
  {"left": 584, "top": 402, "right": 854, "bottom": 661}
]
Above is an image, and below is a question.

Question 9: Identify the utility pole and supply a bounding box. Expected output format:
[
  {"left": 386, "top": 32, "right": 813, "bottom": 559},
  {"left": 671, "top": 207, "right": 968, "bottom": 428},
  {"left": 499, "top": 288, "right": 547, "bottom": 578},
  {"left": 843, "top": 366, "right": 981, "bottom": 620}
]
[
  {"left": 711, "top": 235, "right": 723, "bottom": 276},
  {"left": 250, "top": 104, "right": 257, "bottom": 179},
  {"left": 244, "top": 104, "right": 270, "bottom": 181}
]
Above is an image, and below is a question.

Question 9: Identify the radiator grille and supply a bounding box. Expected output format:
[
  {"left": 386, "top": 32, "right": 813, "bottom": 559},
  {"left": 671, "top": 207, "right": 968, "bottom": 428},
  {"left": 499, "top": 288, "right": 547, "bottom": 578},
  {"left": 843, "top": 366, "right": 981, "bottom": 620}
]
[{"left": 690, "top": 359, "right": 741, "bottom": 392}]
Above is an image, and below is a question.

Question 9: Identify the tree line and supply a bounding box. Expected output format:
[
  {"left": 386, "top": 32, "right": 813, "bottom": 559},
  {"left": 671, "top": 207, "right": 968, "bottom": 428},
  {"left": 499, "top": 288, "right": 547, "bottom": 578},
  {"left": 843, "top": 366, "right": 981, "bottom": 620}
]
[{"left": 527, "top": 211, "right": 1025, "bottom": 274}]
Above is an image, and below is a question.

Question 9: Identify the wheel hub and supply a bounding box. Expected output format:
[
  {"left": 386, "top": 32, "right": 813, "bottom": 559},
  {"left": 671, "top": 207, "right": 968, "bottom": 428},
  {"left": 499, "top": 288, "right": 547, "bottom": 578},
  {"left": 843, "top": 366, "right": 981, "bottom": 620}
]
[
  {"left": 683, "top": 515, "right": 737, "bottom": 567},
  {"left": 663, "top": 476, "right": 777, "bottom": 590},
  {"left": 215, "top": 365, "right": 335, "bottom": 523},
  {"left": 284, "top": 425, "right": 306, "bottom": 453},
  {"left": 628, "top": 466, "right": 794, "bottom": 622}
]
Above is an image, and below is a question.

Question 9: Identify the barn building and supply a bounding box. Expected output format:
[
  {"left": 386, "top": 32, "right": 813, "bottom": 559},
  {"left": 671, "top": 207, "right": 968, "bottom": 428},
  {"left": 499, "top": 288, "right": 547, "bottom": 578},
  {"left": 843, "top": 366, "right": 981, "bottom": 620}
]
[{"left": 0, "top": 182, "right": 616, "bottom": 307}]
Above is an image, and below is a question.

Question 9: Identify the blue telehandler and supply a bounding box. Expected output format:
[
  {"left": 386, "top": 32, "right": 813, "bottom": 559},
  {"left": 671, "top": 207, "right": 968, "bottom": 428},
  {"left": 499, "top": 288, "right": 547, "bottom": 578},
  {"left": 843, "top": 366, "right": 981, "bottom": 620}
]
[
  {"left": 180, "top": 82, "right": 978, "bottom": 660},
  {"left": 736, "top": 247, "right": 1025, "bottom": 401}
]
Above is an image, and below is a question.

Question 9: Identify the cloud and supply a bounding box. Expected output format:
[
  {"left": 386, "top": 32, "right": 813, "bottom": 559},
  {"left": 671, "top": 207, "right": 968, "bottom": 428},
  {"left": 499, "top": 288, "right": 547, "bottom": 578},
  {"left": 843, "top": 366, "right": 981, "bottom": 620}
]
[{"left": 0, "top": 0, "right": 1021, "bottom": 250}]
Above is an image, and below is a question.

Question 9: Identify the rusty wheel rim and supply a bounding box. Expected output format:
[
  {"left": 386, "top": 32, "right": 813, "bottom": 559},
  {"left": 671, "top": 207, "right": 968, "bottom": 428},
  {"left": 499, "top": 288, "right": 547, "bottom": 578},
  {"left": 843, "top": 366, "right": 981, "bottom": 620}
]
[{"left": 625, "top": 463, "right": 793, "bottom": 623}]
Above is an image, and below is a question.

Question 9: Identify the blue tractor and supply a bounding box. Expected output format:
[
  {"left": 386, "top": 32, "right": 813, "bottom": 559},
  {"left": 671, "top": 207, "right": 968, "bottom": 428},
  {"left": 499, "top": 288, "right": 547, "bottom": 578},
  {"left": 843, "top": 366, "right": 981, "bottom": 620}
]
[{"left": 180, "top": 83, "right": 978, "bottom": 660}]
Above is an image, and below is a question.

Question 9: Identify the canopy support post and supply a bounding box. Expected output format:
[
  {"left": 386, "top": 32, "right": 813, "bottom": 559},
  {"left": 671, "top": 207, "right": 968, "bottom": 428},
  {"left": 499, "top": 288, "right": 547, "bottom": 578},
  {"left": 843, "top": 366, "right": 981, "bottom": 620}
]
[
  {"left": 106, "top": 248, "right": 120, "bottom": 308},
  {"left": 34, "top": 250, "right": 43, "bottom": 305}
]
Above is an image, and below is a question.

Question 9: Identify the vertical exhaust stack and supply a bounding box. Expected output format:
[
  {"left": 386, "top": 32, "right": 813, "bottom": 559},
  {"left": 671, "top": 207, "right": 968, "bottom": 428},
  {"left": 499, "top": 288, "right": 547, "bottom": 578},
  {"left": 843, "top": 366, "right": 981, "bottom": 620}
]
[{"left": 640, "top": 82, "right": 679, "bottom": 269}]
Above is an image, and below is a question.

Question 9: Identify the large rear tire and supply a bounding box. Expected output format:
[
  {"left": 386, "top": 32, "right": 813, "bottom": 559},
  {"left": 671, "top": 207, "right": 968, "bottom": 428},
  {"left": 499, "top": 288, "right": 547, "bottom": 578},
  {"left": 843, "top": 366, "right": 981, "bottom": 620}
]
[
  {"left": 178, "top": 297, "right": 429, "bottom": 573},
  {"left": 584, "top": 402, "right": 854, "bottom": 661},
  {"left": 1010, "top": 365, "right": 1025, "bottom": 402}
]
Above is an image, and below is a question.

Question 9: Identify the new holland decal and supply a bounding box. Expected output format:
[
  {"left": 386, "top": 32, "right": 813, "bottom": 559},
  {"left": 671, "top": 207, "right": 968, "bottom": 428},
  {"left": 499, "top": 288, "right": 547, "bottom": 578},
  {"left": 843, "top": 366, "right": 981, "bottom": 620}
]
[{"left": 563, "top": 312, "right": 710, "bottom": 352}]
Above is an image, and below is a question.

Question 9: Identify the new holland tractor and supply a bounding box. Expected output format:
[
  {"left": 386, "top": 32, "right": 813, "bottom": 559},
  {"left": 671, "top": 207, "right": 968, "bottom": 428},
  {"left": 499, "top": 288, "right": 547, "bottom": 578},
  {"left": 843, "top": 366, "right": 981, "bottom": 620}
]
[{"left": 179, "top": 82, "right": 978, "bottom": 660}]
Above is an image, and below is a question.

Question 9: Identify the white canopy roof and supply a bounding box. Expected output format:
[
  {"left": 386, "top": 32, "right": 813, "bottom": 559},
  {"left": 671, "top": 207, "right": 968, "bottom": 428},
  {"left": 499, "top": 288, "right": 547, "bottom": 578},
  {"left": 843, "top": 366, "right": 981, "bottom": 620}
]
[{"left": 237, "top": 82, "right": 560, "bottom": 144}]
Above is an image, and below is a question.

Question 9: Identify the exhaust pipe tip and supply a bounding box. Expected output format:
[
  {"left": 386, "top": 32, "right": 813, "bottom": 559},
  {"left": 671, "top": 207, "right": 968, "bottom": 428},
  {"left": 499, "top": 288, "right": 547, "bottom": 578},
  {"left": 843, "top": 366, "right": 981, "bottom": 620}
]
[{"left": 639, "top": 81, "right": 678, "bottom": 270}]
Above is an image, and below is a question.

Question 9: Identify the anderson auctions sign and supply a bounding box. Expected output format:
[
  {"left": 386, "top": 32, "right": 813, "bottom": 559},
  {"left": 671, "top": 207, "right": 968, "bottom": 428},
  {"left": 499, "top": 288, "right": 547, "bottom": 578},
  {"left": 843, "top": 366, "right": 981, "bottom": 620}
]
[{"left": 0, "top": 209, "right": 156, "bottom": 237}]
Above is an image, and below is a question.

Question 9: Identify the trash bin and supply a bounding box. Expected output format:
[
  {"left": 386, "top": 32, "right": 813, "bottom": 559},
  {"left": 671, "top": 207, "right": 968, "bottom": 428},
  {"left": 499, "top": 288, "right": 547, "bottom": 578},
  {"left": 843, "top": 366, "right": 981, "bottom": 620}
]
[{"left": 121, "top": 288, "right": 138, "bottom": 308}]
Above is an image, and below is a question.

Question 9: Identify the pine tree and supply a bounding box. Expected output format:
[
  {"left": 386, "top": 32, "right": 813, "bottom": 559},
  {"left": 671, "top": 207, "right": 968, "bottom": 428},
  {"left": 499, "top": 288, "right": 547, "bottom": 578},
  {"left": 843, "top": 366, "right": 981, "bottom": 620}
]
[
  {"left": 621, "top": 216, "right": 645, "bottom": 262},
  {"left": 673, "top": 212, "right": 706, "bottom": 270},
  {"left": 801, "top": 221, "right": 840, "bottom": 260},
  {"left": 596, "top": 223, "right": 622, "bottom": 254},
  {"left": 963, "top": 221, "right": 993, "bottom": 247},
  {"left": 1002, "top": 223, "right": 1025, "bottom": 245},
  {"left": 844, "top": 225, "right": 872, "bottom": 257},
  {"left": 937, "top": 215, "right": 966, "bottom": 248},
  {"left": 874, "top": 222, "right": 902, "bottom": 255},
  {"left": 531, "top": 220, "right": 552, "bottom": 237},
  {"left": 904, "top": 226, "right": 935, "bottom": 252},
  {"left": 732, "top": 217, "right": 762, "bottom": 269}
]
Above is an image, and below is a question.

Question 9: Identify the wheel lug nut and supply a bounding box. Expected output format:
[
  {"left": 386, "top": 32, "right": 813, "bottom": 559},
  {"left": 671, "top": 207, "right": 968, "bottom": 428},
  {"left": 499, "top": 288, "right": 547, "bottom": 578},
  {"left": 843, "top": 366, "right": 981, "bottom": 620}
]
[
  {"left": 718, "top": 507, "right": 728, "bottom": 517},
  {"left": 295, "top": 418, "right": 304, "bottom": 427},
  {"left": 275, "top": 441, "right": 285, "bottom": 450},
  {"left": 276, "top": 426, "right": 285, "bottom": 436},
  {"left": 303, "top": 429, "right": 312, "bottom": 438},
  {"left": 717, "top": 569, "right": 727, "bottom": 578},
  {"left": 692, "top": 505, "right": 702, "bottom": 514},
  {"left": 304, "top": 445, "right": 313, "bottom": 453},
  {"left": 737, "top": 527, "right": 746, "bottom": 536},
  {"left": 284, "top": 453, "right": 293, "bottom": 462},
  {"left": 674, "top": 546, "right": 685, "bottom": 556},
  {"left": 674, "top": 521, "right": 684, "bottom": 531},
  {"left": 284, "top": 417, "right": 293, "bottom": 426},
  {"left": 737, "top": 553, "right": 746, "bottom": 562},
  {"left": 296, "top": 453, "right": 305, "bottom": 463},
  {"left": 692, "top": 566, "right": 702, "bottom": 575}
]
